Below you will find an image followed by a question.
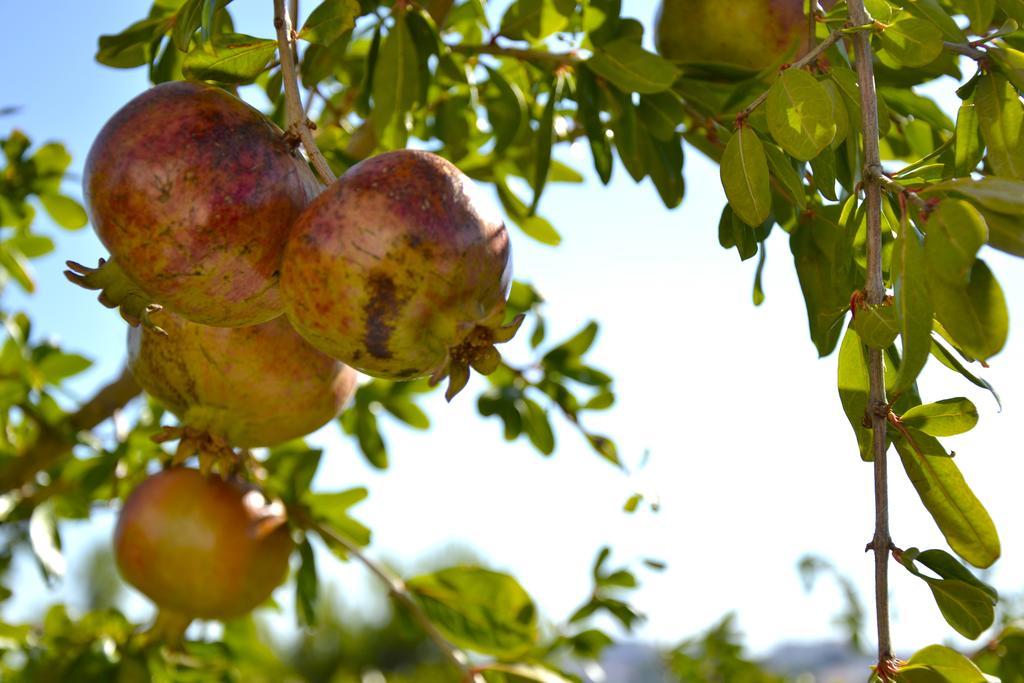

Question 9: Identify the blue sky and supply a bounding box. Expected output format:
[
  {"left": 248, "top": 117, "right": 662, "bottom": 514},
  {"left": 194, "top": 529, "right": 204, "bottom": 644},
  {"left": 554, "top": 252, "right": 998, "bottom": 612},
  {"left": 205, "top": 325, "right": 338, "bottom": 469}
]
[{"left": 3, "top": 0, "right": 1024, "bottom": 659}]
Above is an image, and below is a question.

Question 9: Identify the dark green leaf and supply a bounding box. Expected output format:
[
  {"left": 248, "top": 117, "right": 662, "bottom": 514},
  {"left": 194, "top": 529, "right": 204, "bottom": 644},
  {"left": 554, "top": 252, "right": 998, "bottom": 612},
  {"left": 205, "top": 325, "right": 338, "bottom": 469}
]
[
  {"left": 720, "top": 127, "right": 771, "bottom": 228},
  {"left": 585, "top": 39, "right": 681, "bottom": 94}
]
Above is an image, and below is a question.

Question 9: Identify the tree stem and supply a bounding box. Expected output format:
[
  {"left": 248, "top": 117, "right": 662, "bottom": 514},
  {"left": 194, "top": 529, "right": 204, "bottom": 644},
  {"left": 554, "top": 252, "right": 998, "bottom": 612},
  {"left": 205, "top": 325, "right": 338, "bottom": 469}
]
[
  {"left": 273, "top": 0, "right": 337, "bottom": 185},
  {"left": 847, "top": 0, "right": 895, "bottom": 678},
  {"left": 309, "top": 519, "right": 485, "bottom": 683}
]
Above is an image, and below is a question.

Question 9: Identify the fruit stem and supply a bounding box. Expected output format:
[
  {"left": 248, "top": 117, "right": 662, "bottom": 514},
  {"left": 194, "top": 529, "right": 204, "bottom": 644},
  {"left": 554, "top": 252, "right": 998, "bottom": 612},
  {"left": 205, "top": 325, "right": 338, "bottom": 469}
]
[
  {"left": 273, "top": 0, "right": 337, "bottom": 185},
  {"left": 733, "top": 29, "right": 844, "bottom": 124},
  {"left": 847, "top": 0, "right": 896, "bottom": 678},
  {"left": 304, "top": 515, "right": 485, "bottom": 683}
]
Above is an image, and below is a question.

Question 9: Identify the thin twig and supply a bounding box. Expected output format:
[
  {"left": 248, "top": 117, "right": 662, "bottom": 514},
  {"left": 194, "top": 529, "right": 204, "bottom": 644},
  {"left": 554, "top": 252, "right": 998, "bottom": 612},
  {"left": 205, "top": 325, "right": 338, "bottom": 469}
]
[
  {"left": 848, "top": 1, "right": 896, "bottom": 679},
  {"left": 306, "top": 518, "right": 485, "bottom": 683},
  {"left": 943, "top": 41, "right": 988, "bottom": 62},
  {"left": 0, "top": 367, "right": 140, "bottom": 493},
  {"left": 735, "top": 29, "right": 844, "bottom": 121},
  {"left": 273, "top": 0, "right": 337, "bottom": 185}
]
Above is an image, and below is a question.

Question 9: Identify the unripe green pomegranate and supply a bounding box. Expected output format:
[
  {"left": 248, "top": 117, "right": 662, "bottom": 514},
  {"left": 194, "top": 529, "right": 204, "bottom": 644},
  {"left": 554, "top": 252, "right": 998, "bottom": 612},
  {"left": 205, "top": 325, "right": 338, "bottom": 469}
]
[
  {"left": 75, "top": 81, "right": 320, "bottom": 328},
  {"left": 114, "top": 468, "right": 293, "bottom": 620},
  {"left": 128, "top": 310, "right": 356, "bottom": 448},
  {"left": 280, "top": 150, "right": 521, "bottom": 400},
  {"left": 655, "top": 0, "right": 808, "bottom": 70}
]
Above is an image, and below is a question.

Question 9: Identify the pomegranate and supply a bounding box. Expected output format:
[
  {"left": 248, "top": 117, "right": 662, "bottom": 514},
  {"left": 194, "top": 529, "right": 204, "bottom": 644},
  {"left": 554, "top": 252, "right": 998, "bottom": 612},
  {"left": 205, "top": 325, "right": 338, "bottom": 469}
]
[
  {"left": 73, "top": 80, "right": 320, "bottom": 328},
  {"left": 280, "top": 150, "right": 522, "bottom": 400},
  {"left": 128, "top": 309, "right": 357, "bottom": 450},
  {"left": 114, "top": 468, "right": 293, "bottom": 620},
  {"left": 655, "top": 0, "right": 809, "bottom": 70}
]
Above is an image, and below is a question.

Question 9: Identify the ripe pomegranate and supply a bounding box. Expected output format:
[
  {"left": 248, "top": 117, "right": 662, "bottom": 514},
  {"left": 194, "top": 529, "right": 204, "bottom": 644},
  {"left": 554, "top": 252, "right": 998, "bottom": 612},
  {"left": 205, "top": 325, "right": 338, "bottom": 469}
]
[
  {"left": 280, "top": 150, "right": 521, "bottom": 400},
  {"left": 73, "top": 80, "right": 320, "bottom": 328},
  {"left": 128, "top": 309, "right": 357, "bottom": 450},
  {"left": 114, "top": 468, "right": 293, "bottom": 620},
  {"left": 655, "top": 0, "right": 808, "bottom": 70}
]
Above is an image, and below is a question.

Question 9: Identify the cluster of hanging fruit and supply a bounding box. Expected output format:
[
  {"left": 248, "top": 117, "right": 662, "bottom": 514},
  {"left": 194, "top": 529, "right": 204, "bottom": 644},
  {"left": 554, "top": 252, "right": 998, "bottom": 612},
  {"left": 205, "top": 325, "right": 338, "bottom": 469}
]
[{"left": 72, "top": 80, "right": 520, "bottom": 625}]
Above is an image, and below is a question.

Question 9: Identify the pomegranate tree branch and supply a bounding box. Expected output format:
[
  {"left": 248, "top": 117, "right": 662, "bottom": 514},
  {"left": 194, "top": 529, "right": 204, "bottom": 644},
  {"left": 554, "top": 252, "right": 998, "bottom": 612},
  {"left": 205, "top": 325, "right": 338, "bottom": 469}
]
[
  {"left": 943, "top": 41, "right": 987, "bottom": 61},
  {"left": 735, "top": 29, "right": 844, "bottom": 121},
  {"left": 273, "top": 0, "right": 337, "bottom": 185},
  {"left": 305, "top": 518, "right": 485, "bottom": 683},
  {"left": 0, "top": 367, "right": 140, "bottom": 493},
  {"left": 848, "top": 0, "right": 896, "bottom": 678}
]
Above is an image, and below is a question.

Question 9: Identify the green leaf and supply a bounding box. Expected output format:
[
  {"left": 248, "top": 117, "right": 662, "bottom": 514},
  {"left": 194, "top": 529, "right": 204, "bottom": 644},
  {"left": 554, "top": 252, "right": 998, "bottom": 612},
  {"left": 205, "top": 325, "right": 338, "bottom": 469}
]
[
  {"left": 892, "top": 222, "right": 932, "bottom": 396},
  {"left": 37, "top": 352, "right": 92, "bottom": 384},
  {"left": 172, "top": 0, "right": 205, "bottom": 52},
  {"left": 903, "top": 0, "right": 965, "bottom": 41},
  {"left": 585, "top": 39, "right": 681, "bottom": 94},
  {"left": 928, "top": 580, "right": 995, "bottom": 640},
  {"left": 877, "top": 16, "right": 944, "bottom": 68},
  {"left": 924, "top": 199, "right": 987, "bottom": 285},
  {"left": 763, "top": 142, "right": 806, "bottom": 209},
  {"left": 837, "top": 325, "right": 872, "bottom": 461},
  {"left": 980, "top": 206, "right": 1024, "bottom": 256},
  {"left": 499, "top": 0, "right": 571, "bottom": 43},
  {"left": 5, "top": 235, "right": 54, "bottom": 259},
  {"left": 854, "top": 302, "right": 899, "bottom": 349},
  {"left": 407, "top": 567, "right": 538, "bottom": 657},
  {"left": 954, "top": 102, "right": 984, "bottom": 177},
  {"left": 638, "top": 92, "right": 684, "bottom": 142},
  {"left": 182, "top": 34, "right": 277, "bottom": 83},
  {"left": 791, "top": 216, "right": 849, "bottom": 356},
  {"left": 522, "top": 399, "right": 554, "bottom": 455},
  {"left": 902, "top": 398, "right": 979, "bottom": 436},
  {"left": 0, "top": 244, "right": 35, "bottom": 292},
  {"left": 371, "top": 17, "right": 420, "bottom": 149},
  {"left": 576, "top": 68, "right": 613, "bottom": 184},
  {"left": 989, "top": 44, "right": 1024, "bottom": 92},
  {"left": 530, "top": 74, "right": 564, "bottom": 214},
  {"left": 962, "top": 0, "right": 997, "bottom": 34},
  {"left": 931, "top": 259, "right": 1008, "bottom": 361},
  {"left": 924, "top": 176, "right": 1024, "bottom": 214},
  {"left": 487, "top": 67, "right": 528, "bottom": 157},
  {"left": 930, "top": 337, "right": 1001, "bottom": 409},
  {"left": 720, "top": 127, "right": 771, "bottom": 228},
  {"left": 38, "top": 194, "right": 87, "bottom": 230},
  {"left": 299, "top": 0, "right": 359, "bottom": 45},
  {"left": 906, "top": 644, "right": 991, "bottom": 680},
  {"left": 765, "top": 69, "right": 836, "bottom": 161},
  {"left": 513, "top": 214, "right": 561, "bottom": 245},
  {"left": 975, "top": 73, "right": 1024, "bottom": 178},
  {"left": 640, "top": 130, "right": 685, "bottom": 209},
  {"left": 905, "top": 547, "right": 999, "bottom": 600},
  {"left": 295, "top": 538, "right": 318, "bottom": 626},
  {"left": 304, "top": 487, "right": 371, "bottom": 547},
  {"left": 96, "top": 16, "right": 169, "bottom": 69},
  {"left": 996, "top": 0, "right": 1024, "bottom": 23},
  {"left": 29, "top": 504, "right": 64, "bottom": 580},
  {"left": 893, "top": 437, "right": 1000, "bottom": 568},
  {"left": 478, "top": 663, "right": 574, "bottom": 683}
]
